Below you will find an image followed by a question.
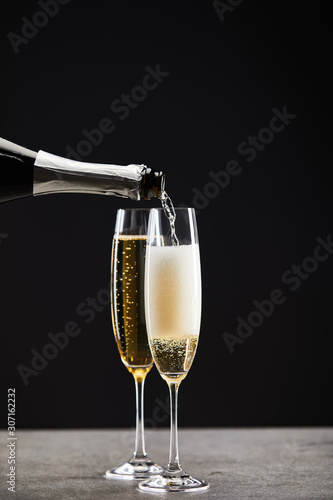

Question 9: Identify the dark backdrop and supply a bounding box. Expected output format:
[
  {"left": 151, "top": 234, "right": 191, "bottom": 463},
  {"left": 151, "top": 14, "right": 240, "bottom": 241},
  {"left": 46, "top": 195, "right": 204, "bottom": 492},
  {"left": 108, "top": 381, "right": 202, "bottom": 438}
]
[{"left": 1, "top": 0, "right": 332, "bottom": 428}]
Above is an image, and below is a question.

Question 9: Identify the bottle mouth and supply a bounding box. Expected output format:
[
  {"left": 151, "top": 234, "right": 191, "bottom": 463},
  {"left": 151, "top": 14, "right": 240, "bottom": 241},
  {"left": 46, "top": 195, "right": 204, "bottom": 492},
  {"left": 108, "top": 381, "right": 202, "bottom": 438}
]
[{"left": 140, "top": 168, "right": 165, "bottom": 200}]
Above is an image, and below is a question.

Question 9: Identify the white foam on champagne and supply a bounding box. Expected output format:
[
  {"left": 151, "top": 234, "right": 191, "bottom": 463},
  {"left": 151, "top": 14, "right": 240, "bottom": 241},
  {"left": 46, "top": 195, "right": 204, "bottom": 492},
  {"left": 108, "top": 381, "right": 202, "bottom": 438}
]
[{"left": 145, "top": 244, "right": 201, "bottom": 340}]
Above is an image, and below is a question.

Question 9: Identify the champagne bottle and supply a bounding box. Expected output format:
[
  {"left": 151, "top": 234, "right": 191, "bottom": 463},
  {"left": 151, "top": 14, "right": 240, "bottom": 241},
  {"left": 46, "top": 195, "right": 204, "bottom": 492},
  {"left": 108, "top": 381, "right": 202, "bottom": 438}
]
[{"left": 0, "top": 137, "right": 165, "bottom": 203}]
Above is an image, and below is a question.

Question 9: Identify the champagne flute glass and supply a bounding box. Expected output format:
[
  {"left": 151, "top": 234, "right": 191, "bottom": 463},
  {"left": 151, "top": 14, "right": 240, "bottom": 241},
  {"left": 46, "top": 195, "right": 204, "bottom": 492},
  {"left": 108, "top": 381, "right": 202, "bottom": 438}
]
[
  {"left": 105, "top": 209, "right": 164, "bottom": 479},
  {"left": 139, "top": 207, "right": 209, "bottom": 492}
]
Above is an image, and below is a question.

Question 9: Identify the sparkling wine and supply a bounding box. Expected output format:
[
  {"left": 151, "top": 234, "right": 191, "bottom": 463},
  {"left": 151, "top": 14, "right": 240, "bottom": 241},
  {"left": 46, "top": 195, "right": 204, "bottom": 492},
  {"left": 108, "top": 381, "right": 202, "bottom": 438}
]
[
  {"left": 145, "top": 244, "right": 201, "bottom": 382},
  {"left": 149, "top": 336, "right": 198, "bottom": 383},
  {"left": 111, "top": 235, "right": 152, "bottom": 377},
  {"left": 160, "top": 191, "right": 179, "bottom": 246}
]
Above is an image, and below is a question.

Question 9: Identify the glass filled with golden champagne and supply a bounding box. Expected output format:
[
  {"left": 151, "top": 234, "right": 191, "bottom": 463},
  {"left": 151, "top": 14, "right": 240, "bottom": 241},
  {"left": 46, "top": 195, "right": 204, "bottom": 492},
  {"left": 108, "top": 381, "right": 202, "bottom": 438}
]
[{"left": 105, "top": 209, "right": 163, "bottom": 479}]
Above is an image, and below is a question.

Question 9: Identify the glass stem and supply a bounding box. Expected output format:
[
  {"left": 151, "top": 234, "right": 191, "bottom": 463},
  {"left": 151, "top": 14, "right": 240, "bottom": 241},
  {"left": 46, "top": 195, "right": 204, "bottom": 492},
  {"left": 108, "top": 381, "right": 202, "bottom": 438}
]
[
  {"left": 133, "top": 374, "right": 147, "bottom": 459},
  {"left": 167, "top": 382, "right": 182, "bottom": 473}
]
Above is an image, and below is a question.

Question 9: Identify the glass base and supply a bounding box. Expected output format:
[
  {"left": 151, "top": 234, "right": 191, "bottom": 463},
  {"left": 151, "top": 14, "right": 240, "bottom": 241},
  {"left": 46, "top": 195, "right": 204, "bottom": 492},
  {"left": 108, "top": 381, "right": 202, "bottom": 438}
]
[
  {"left": 105, "top": 457, "right": 164, "bottom": 480},
  {"left": 138, "top": 471, "right": 210, "bottom": 492}
]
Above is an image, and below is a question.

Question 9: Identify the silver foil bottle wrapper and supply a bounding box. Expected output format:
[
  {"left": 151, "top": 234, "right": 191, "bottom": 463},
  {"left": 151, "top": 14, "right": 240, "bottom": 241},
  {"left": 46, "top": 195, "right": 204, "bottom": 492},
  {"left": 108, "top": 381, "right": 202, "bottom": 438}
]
[{"left": 33, "top": 150, "right": 147, "bottom": 201}]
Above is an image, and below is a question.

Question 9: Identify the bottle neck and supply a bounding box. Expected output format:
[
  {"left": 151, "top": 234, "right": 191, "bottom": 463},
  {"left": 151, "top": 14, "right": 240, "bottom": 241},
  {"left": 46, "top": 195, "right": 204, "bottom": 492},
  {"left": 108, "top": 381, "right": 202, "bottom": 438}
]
[
  {"left": 0, "top": 137, "right": 36, "bottom": 161},
  {"left": 0, "top": 138, "right": 36, "bottom": 203},
  {"left": 33, "top": 150, "right": 148, "bottom": 201},
  {"left": 0, "top": 137, "right": 165, "bottom": 202}
]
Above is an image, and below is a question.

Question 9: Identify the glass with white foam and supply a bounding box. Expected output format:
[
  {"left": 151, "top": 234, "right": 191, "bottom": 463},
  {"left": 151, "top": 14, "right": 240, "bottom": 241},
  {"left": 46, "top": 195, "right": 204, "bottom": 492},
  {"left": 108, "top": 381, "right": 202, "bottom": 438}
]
[{"left": 139, "top": 207, "right": 209, "bottom": 493}]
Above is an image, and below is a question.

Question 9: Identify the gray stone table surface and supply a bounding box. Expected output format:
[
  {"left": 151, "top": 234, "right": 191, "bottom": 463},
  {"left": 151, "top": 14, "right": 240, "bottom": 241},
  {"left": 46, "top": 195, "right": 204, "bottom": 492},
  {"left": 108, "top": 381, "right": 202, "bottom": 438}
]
[{"left": 1, "top": 428, "right": 332, "bottom": 499}]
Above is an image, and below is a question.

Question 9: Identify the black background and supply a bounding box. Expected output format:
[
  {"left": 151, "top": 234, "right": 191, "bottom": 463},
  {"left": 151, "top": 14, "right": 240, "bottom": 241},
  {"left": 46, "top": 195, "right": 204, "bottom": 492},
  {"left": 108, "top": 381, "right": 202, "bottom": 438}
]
[{"left": 0, "top": 0, "right": 332, "bottom": 428}]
